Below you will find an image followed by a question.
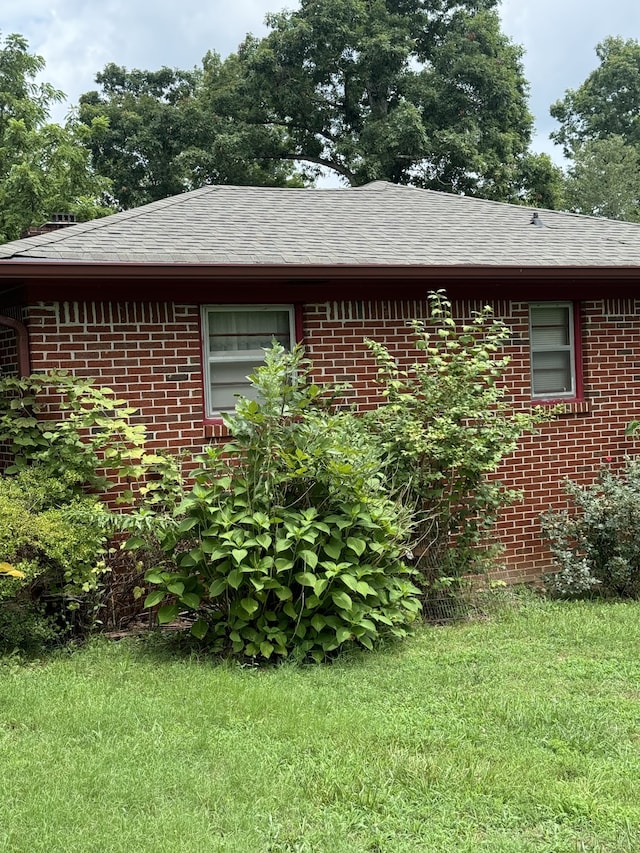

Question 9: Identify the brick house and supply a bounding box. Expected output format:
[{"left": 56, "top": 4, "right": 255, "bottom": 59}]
[{"left": 1, "top": 181, "right": 640, "bottom": 581}]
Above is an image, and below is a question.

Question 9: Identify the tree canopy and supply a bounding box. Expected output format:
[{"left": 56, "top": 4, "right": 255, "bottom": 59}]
[
  {"left": 0, "top": 33, "right": 112, "bottom": 243},
  {"left": 563, "top": 135, "right": 640, "bottom": 222},
  {"left": 78, "top": 60, "right": 300, "bottom": 210},
  {"left": 74, "top": 0, "right": 561, "bottom": 207},
  {"left": 551, "top": 37, "right": 640, "bottom": 157},
  {"left": 204, "top": 0, "right": 547, "bottom": 201},
  {"left": 551, "top": 37, "right": 640, "bottom": 221}
]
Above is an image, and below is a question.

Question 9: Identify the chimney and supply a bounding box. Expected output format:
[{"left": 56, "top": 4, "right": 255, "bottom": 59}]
[{"left": 22, "top": 213, "right": 77, "bottom": 238}]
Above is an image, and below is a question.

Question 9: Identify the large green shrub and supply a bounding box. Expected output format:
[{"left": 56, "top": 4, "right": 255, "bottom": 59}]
[
  {"left": 0, "top": 469, "right": 108, "bottom": 651},
  {"left": 365, "top": 291, "right": 548, "bottom": 585},
  {"left": 542, "top": 459, "right": 640, "bottom": 598},
  {"left": 0, "top": 371, "right": 187, "bottom": 640},
  {"left": 141, "top": 345, "right": 420, "bottom": 661}
]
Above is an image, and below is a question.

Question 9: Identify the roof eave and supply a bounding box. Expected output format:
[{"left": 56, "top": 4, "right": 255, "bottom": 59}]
[{"left": 0, "top": 261, "right": 638, "bottom": 281}]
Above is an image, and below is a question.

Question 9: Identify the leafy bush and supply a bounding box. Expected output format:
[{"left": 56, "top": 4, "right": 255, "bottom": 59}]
[
  {"left": 0, "top": 469, "right": 108, "bottom": 651},
  {"left": 0, "top": 370, "right": 147, "bottom": 493},
  {"left": 0, "top": 371, "right": 189, "bottom": 639},
  {"left": 364, "top": 291, "right": 548, "bottom": 587},
  {"left": 542, "top": 459, "right": 640, "bottom": 599},
  {"left": 141, "top": 345, "right": 421, "bottom": 661}
]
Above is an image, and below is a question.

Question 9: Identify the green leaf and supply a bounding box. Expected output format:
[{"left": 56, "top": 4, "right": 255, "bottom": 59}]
[
  {"left": 336, "top": 626, "right": 352, "bottom": 644},
  {"left": 167, "top": 582, "right": 185, "bottom": 596},
  {"left": 340, "top": 575, "right": 358, "bottom": 592},
  {"left": 181, "top": 592, "right": 201, "bottom": 609},
  {"left": 177, "top": 516, "right": 199, "bottom": 533},
  {"left": 231, "top": 548, "right": 249, "bottom": 564},
  {"left": 347, "top": 537, "right": 366, "bottom": 557},
  {"left": 260, "top": 641, "right": 274, "bottom": 659},
  {"left": 201, "top": 542, "right": 228, "bottom": 559},
  {"left": 157, "top": 604, "right": 179, "bottom": 625},
  {"left": 124, "top": 536, "right": 146, "bottom": 550},
  {"left": 323, "top": 540, "right": 342, "bottom": 560},
  {"left": 311, "top": 614, "right": 325, "bottom": 632},
  {"left": 256, "top": 533, "right": 272, "bottom": 549},
  {"left": 331, "top": 590, "right": 353, "bottom": 611},
  {"left": 313, "top": 578, "right": 328, "bottom": 597},
  {"left": 209, "top": 577, "right": 227, "bottom": 598},
  {"left": 299, "top": 550, "right": 319, "bottom": 569},
  {"left": 240, "top": 597, "right": 259, "bottom": 615},
  {"left": 144, "top": 570, "right": 164, "bottom": 585},
  {"left": 191, "top": 619, "right": 209, "bottom": 640},
  {"left": 144, "top": 590, "right": 164, "bottom": 609},
  {"left": 295, "top": 572, "right": 316, "bottom": 587},
  {"left": 283, "top": 601, "right": 297, "bottom": 619},
  {"left": 227, "top": 568, "right": 243, "bottom": 589},
  {"left": 274, "top": 585, "right": 293, "bottom": 601}
]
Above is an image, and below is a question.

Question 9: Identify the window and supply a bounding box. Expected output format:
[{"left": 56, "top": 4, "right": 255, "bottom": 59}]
[
  {"left": 529, "top": 303, "right": 577, "bottom": 399},
  {"left": 202, "top": 305, "right": 296, "bottom": 416}
]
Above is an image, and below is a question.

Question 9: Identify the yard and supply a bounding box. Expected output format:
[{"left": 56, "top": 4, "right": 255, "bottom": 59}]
[{"left": 1, "top": 597, "right": 639, "bottom": 852}]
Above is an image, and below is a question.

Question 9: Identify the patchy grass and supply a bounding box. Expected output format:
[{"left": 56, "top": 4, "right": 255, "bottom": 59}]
[{"left": 1, "top": 598, "right": 640, "bottom": 852}]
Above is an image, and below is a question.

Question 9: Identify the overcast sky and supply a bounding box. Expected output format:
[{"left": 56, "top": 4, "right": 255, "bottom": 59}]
[{"left": 5, "top": 0, "right": 640, "bottom": 170}]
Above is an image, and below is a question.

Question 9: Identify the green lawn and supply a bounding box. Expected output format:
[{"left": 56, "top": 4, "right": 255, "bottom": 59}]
[{"left": 1, "top": 598, "right": 640, "bottom": 852}]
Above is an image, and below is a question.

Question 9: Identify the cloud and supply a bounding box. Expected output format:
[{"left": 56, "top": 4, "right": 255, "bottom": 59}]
[{"left": 5, "top": 0, "right": 275, "bottom": 118}]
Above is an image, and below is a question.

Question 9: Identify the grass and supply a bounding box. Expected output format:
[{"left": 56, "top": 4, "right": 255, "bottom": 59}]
[{"left": 1, "top": 596, "right": 640, "bottom": 852}]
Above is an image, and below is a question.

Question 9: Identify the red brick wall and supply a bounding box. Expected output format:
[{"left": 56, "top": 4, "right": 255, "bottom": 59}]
[
  {"left": 303, "top": 297, "right": 640, "bottom": 582},
  {"left": 26, "top": 301, "right": 205, "bottom": 455},
  {"left": 23, "top": 296, "right": 640, "bottom": 582}
]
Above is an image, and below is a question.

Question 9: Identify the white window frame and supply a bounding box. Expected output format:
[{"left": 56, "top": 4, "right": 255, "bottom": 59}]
[
  {"left": 529, "top": 302, "right": 576, "bottom": 399},
  {"left": 202, "top": 304, "right": 296, "bottom": 417}
]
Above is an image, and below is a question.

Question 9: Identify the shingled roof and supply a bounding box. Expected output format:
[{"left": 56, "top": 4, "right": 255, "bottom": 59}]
[{"left": 2, "top": 181, "right": 640, "bottom": 268}]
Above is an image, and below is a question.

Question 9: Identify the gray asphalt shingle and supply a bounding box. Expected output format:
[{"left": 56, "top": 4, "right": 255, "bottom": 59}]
[{"left": 2, "top": 181, "right": 640, "bottom": 267}]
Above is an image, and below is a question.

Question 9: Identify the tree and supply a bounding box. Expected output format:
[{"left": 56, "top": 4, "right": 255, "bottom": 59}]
[
  {"left": 78, "top": 60, "right": 301, "bottom": 209},
  {"left": 207, "top": 0, "right": 546, "bottom": 201},
  {"left": 0, "top": 33, "right": 112, "bottom": 243},
  {"left": 563, "top": 135, "right": 640, "bottom": 221},
  {"left": 550, "top": 37, "right": 640, "bottom": 222},
  {"left": 551, "top": 37, "right": 640, "bottom": 157}
]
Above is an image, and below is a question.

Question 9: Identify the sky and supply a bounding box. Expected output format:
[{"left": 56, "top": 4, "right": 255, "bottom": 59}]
[{"left": 5, "top": 0, "right": 640, "bottom": 171}]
